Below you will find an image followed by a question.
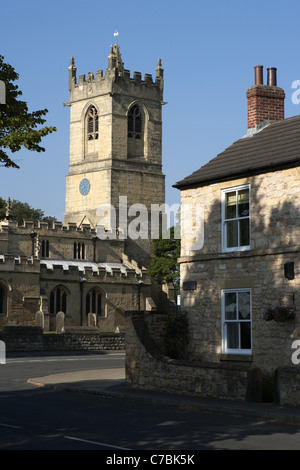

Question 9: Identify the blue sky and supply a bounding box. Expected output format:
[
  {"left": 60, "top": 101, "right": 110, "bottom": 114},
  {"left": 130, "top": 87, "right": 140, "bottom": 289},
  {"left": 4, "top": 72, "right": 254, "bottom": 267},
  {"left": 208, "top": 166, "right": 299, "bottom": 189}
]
[{"left": 1, "top": 0, "right": 300, "bottom": 221}]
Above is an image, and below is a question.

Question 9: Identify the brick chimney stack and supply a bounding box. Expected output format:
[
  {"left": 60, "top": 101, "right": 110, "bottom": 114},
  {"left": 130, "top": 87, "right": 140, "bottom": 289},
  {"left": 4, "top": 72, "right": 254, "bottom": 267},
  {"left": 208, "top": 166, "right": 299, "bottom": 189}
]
[{"left": 246, "top": 65, "right": 285, "bottom": 133}]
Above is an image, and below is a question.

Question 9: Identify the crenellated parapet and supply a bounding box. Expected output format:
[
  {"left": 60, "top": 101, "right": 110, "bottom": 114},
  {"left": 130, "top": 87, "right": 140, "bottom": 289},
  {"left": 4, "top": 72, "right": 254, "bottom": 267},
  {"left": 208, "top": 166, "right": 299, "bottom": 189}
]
[
  {"left": 39, "top": 258, "right": 147, "bottom": 281},
  {"left": 0, "top": 219, "right": 98, "bottom": 235},
  {"left": 0, "top": 217, "right": 128, "bottom": 265},
  {"left": 67, "top": 44, "right": 164, "bottom": 104},
  {"left": 0, "top": 253, "right": 147, "bottom": 280},
  {"left": 0, "top": 254, "right": 40, "bottom": 270}
]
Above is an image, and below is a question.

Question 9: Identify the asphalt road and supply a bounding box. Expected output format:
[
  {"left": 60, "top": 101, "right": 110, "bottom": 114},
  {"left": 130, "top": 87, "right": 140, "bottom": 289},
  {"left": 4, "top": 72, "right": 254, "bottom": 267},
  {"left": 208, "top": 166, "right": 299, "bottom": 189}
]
[
  {"left": 0, "top": 351, "right": 124, "bottom": 392},
  {"left": 1, "top": 352, "right": 300, "bottom": 451}
]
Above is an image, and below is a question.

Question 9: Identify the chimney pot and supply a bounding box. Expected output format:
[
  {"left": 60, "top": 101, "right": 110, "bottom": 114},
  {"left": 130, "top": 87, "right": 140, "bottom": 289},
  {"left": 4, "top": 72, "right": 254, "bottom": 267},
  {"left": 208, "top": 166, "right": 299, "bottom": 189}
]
[
  {"left": 247, "top": 65, "right": 284, "bottom": 131},
  {"left": 254, "top": 65, "right": 263, "bottom": 85},
  {"left": 267, "top": 67, "right": 277, "bottom": 86}
]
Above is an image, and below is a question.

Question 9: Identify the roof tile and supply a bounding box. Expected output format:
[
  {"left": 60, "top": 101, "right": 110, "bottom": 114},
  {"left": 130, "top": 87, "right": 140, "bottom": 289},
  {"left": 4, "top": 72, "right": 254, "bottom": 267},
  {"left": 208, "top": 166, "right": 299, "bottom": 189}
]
[{"left": 174, "top": 116, "right": 300, "bottom": 189}]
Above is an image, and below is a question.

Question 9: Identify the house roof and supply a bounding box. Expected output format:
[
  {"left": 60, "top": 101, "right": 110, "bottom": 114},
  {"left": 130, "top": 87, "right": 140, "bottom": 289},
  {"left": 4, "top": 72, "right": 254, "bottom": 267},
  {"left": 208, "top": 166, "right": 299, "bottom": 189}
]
[{"left": 174, "top": 115, "right": 300, "bottom": 189}]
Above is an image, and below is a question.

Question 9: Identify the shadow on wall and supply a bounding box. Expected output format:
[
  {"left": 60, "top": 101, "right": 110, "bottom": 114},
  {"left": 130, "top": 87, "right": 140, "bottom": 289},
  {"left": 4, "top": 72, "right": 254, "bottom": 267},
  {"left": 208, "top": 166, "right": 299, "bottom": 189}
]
[{"left": 125, "top": 310, "right": 266, "bottom": 403}]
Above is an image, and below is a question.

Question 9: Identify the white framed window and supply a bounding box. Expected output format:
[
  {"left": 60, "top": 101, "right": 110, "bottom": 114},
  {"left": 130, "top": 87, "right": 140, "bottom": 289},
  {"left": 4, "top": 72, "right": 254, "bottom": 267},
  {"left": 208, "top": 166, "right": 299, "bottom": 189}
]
[
  {"left": 221, "top": 288, "right": 252, "bottom": 355},
  {"left": 222, "top": 185, "right": 250, "bottom": 252}
]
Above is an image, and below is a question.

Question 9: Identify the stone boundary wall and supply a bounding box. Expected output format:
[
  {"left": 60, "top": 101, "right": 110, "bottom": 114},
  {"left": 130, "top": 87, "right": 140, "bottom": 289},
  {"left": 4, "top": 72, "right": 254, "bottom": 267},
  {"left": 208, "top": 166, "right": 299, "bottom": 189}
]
[
  {"left": 275, "top": 367, "right": 300, "bottom": 406},
  {"left": 125, "top": 311, "right": 251, "bottom": 402},
  {"left": 0, "top": 326, "right": 125, "bottom": 352},
  {"left": 126, "top": 311, "right": 300, "bottom": 405}
]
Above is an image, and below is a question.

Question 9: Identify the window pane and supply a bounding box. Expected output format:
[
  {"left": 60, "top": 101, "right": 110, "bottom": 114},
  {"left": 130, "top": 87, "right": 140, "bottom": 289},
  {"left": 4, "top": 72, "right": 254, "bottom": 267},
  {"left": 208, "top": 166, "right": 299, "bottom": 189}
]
[
  {"left": 238, "top": 189, "right": 249, "bottom": 217},
  {"left": 135, "top": 118, "right": 142, "bottom": 134},
  {"left": 56, "top": 288, "right": 61, "bottom": 314},
  {"left": 128, "top": 115, "right": 134, "bottom": 133},
  {"left": 92, "top": 289, "right": 96, "bottom": 313},
  {"left": 62, "top": 292, "right": 67, "bottom": 314},
  {"left": 226, "top": 220, "right": 238, "bottom": 247},
  {"left": 225, "top": 192, "right": 236, "bottom": 219},
  {"left": 240, "top": 218, "right": 249, "bottom": 246},
  {"left": 238, "top": 292, "right": 250, "bottom": 320},
  {"left": 225, "top": 292, "right": 236, "bottom": 320},
  {"left": 87, "top": 118, "right": 94, "bottom": 134},
  {"left": 227, "top": 323, "right": 239, "bottom": 349},
  {"left": 86, "top": 293, "right": 90, "bottom": 315},
  {"left": 50, "top": 292, "right": 54, "bottom": 314},
  {"left": 241, "top": 322, "right": 251, "bottom": 349},
  {"left": 97, "top": 294, "right": 102, "bottom": 315}
]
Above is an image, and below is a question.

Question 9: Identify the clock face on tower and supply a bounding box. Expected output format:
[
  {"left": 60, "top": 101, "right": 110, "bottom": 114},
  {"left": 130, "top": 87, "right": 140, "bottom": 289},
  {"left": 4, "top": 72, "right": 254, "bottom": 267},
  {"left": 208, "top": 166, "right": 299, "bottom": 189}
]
[{"left": 79, "top": 178, "right": 90, "bottom": 196}]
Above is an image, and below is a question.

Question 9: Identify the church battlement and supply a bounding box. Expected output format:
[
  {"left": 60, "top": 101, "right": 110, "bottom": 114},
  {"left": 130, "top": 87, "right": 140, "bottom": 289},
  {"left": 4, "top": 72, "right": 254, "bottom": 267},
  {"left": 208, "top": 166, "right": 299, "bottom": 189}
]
[
  {"left": 0, "top": 254, "right": 40, "bottom": 268},
  {"left": 73, "top": 68, "right": 159, "bottom": 88},
  {"left": 39, "top": 259, "right": 141, "bottom": 280},
  {"left": 0, "top": 219, "right": 97, "bottom": 235},
  {"left": 0, "top": 254, "right": 143, "bottom": 278},
  {"left": 68, "top": 44, "right": 164, "bottom": 103}
]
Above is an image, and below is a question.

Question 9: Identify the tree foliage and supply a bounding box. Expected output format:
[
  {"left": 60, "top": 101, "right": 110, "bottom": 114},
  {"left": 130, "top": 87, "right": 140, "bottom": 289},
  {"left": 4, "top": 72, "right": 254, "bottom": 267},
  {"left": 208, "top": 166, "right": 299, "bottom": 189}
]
[
  {"left": 147, "top": 226, "right": 180, "bottom": 289},
  {"left": 0, "top": 197, "right": 57, "bottom": 225},
  {"left": 0, "top": 55, "right": 56, "bottom": 168}
]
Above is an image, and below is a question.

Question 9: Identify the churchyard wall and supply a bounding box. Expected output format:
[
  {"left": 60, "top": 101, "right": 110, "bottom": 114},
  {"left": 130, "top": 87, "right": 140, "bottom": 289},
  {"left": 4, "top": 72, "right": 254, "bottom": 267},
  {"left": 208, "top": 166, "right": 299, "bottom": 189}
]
[{"left": 0, "top": 326, "right": 124, "bottom": 352}]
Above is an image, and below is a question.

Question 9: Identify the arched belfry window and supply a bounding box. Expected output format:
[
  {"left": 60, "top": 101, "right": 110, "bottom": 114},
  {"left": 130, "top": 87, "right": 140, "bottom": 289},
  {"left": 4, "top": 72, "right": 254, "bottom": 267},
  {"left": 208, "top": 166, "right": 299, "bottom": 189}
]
[
  {"left": 127, "top": 104, "right": 144, "bottom": 157},
  {"left": 50, "top": 286, "right": 68, "bottom": 315},
  {"left": 86, "top": 106, "right": 98, "bottom": 141},
  {"left": 128, "top": 105, "right": 142, "bottom": 139}
]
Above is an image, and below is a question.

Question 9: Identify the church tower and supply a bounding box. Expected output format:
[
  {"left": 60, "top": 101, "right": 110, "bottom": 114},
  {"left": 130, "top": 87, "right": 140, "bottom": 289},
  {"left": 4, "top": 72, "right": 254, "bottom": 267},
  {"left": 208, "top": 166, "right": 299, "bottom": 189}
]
[{"left": 64, "top": 43, "right": 165, "bottom": 265}]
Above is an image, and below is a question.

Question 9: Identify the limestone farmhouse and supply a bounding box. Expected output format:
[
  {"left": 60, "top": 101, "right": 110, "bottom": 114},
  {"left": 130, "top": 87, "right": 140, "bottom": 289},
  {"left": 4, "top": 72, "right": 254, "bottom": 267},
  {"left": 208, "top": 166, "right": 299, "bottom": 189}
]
[
  {"left": 125, "top": 65, "right": 300, "bottom": 406},
  {"left": 175, "top": 65, "right": 300, "bottom": 372}
]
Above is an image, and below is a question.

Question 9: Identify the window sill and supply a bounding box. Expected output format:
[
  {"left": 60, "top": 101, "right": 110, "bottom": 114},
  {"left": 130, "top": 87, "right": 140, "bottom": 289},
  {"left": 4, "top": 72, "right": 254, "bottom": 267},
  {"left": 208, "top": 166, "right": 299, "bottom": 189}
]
[
  {"left": 220, "top": 354, "right": 252, "bottom": 362},
  {"left": 222, "top": 246, "right": 250, "bottom": 254}
]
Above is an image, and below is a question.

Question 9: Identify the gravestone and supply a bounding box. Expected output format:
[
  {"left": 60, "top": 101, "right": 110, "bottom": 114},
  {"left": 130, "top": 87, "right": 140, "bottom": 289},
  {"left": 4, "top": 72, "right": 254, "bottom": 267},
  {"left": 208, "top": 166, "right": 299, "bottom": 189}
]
[
  {"left": 35, "top": 310, "right": 44, "bottom": 329},
  {"left": 88, "top": 313, "right": 97, "bottom": 327},
  {"left": 40, "top": 296, "right": 49, "bottom": 331},
  {"left": 56, "top": 311, "right": 65, "bottom": 334}
]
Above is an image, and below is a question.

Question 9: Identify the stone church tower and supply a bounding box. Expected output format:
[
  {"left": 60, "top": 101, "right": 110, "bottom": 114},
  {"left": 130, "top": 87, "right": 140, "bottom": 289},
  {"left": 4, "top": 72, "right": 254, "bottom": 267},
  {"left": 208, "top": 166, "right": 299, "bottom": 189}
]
[
  {"left": 0, "top": 44, "right": 173, "bottom": 332},
  {"left": 64, "top": 44, "right": 165, "bottom": 265}
]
